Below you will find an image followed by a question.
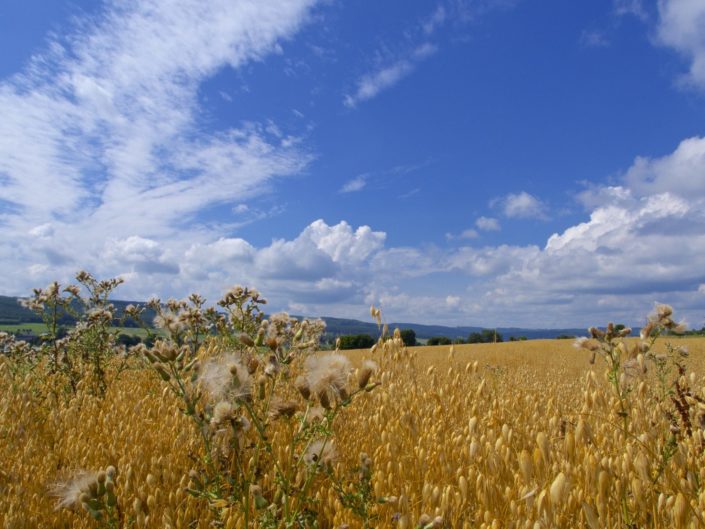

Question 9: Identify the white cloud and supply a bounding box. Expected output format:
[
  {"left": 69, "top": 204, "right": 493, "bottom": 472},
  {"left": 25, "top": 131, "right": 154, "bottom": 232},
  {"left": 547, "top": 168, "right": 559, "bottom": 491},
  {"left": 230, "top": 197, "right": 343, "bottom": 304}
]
[
  {"left": 344, "top": 58, "right": 416, "bottom": 108},
  {"left": 475, "top": 216, "right": 500, "bottom": 231},
  {"left": 4, "top": 0, "right": 705, "bottom": 331},
  {"left": 0, "top": 0, "right": 319, "bottom": 296},
  {"left": 623, "top": 136, "right": 705, "bottom": 198},
  {"left": 498, "top": 191, "right": 547, "bottom": 219},
  {"left": 614, "top": 0, "right": 648, "bottom": 20},
  {"left": 368, "top": 139, "right": 705, "bottom": 327},
  {"left": 460, "top": 229, "right": 479, "bottom": 239},
  {"left": 580, "top": 30, "right": 610, "bottom": 48},
  {"left": 446, "top": 229, "right": 478, "bottom": 241},
  {"left": 304, "top": 219, "right": 386, "bottom": 264},
  {"left": 29, "top": 223, "right": 55, "bottom": 239},
  {"left": 103, "top": 236, "right": 179, "bottom": 275},
  {"left": 423, "top": 5, "right": 447, "bottom": 35},
  {"left": 343, "top": 3, "right": 444, "bottom": 108},
  {"left": 339, "top": 175, "right": 367, "bottom": 193},
  {"left": 576, "top": 185, "right": 634, "bottom": 210},
  {"left": 445, "top": 295, "right": 461, "bottom": 308},
  {"left": 657, "top": 0, "right": 705, "bottom": 90}
]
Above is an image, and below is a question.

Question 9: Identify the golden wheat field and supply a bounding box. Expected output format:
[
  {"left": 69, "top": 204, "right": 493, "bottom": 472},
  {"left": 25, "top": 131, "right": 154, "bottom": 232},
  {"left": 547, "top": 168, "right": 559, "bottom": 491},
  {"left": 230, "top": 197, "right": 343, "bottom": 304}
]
[{"left": 2, "top": 324, "right": 705, "bottom": 529}]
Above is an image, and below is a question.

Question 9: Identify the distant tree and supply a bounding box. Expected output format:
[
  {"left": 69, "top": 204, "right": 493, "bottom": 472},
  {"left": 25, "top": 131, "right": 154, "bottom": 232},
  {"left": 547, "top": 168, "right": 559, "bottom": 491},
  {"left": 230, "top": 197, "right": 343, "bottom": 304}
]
[
  {"left": 614, "top": 323, "right": 626, "bottom": 333},
  {"left": 452, "top": 338, "right": 466, "bottom": 344},
  {"left": 399, "top": 329, "right": 417, "bottom": 347},
  {"left": 427, "top": 336, "right": 452, "bottom": 346},
  {"left": 117, "top": 333, "right": 141, "bottom": 347},
  {"left": 338, "top": 334, "right": 375, "bottom": 350},
  {"left": 467, "top": 332, "right": 483, "bottom": 344},
  {"left": 468, "top": 329, "right": 503, "bottom": 344},
  {"left": 555, "top": 335, "right": 576, "bottom": 340}
]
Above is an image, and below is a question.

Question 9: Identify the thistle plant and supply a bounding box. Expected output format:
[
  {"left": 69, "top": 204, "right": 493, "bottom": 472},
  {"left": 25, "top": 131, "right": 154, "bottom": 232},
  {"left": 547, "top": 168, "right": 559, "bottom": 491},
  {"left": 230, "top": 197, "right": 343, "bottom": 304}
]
[
  {"left": 574, "top": 304, "right": 687, "bottom": 432},
  {"left": 575, "top": 304, "right": 705, "bottom": 527},
  {"left": 137, "top": 286, "right": 381, "bottom": 528},
  {"left": 11, "top": 271, "right": 132, "bottom": 396},
  {"left": 51, "top": 466, "right": 120, "bottom": 528}
]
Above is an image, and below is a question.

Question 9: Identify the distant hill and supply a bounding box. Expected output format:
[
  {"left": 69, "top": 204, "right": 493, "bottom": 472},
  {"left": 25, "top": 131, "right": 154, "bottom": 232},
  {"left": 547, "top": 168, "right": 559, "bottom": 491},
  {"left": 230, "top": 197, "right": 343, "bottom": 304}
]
[
  {"left": 0, "top": 295, "right": 154, "bottom": 327},
  {"left": 314, "top": 316, "right": 585, "bottom": 340},
  {"left": 0, "top": 296, "right": 43, "bottom": 324},
  {"left": 0, "top": 294, "right": 587, "bottom": 340}
]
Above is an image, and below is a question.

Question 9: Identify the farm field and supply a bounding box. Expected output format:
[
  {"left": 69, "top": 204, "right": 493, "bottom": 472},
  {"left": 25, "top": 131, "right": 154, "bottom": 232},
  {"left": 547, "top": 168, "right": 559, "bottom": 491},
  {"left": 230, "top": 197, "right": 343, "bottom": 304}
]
[
  {"left": 0, "top": 323, "right": 157, "bottom": 338},
  {"left": 2, "top": 325, "right": 705, "bottom": 529}
]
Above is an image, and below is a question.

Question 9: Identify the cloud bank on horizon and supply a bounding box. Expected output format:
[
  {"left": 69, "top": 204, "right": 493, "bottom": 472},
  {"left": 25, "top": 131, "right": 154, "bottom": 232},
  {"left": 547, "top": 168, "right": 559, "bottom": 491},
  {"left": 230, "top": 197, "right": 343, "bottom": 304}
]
[{"left": 1, "top": 0, "right": 705, "bottom": 328}]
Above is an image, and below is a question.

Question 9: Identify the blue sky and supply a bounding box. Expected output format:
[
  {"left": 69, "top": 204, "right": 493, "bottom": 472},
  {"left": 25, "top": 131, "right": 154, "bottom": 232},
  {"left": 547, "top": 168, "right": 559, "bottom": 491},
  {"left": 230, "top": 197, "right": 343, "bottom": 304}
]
[{"left": 1, "top": 0, "right": 705, "bottom": 328}]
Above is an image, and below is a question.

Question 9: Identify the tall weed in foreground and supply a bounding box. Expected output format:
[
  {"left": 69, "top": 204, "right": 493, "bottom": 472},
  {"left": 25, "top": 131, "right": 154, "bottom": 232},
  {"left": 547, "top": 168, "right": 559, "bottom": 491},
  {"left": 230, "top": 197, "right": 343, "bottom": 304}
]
[
  {"left": 1, "top": 271, "right": 132, "bottom": 396},
  {"left": 134, "top": 286, "right": 383, "bottom": 529},
  {"left": 574, "top": 304, "right": 705, "bottom": 528}
]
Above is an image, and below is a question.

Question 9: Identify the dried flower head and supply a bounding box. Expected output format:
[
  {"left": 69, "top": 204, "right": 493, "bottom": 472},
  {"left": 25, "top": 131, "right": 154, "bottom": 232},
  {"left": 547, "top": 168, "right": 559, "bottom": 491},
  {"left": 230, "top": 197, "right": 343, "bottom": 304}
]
[
  {"left": 305, "top": 406, "right": 326, "bottom": 424},
  {"left": 269, "top": 398, "right": 298, "bottom": 420},
  {"left": 211, "top": 401, "right": 236, "bottom": 425},
  {"left": 304, "top": 353, "right": 351, "bottom": 403},
  {"left": 357, "top": 360, "right": 378, "bottom": 389},
  {"left": 295, "top": 375, "right": 311, "bottom": 400},
  {"left": 304, "top": 440, "right": 337, "bottom": 467},
  {"left": 574, "top": 337, "right": 599, "bottom": 352},
  {"left": 198, "top": 354, "right": 252, "bottom": 402},
  {"left": 51, "top": 471, "right": 99, "bottom": 510}
]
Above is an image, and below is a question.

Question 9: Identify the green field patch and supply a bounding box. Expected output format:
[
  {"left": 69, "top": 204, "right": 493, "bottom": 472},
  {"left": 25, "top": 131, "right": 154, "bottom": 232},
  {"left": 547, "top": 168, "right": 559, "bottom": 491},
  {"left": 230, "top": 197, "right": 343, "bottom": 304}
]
[{"left": 0, "top": 323, "right": 159, "bottom": 338}]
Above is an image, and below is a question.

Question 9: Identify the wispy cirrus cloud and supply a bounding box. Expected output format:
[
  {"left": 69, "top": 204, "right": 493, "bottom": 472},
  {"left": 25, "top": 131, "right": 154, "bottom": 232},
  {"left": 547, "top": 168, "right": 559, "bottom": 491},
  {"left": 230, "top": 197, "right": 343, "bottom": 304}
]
[
  {"left": 580, "top": 30, "right": 610, "bottom": 48},
  {"left": 614, "top": 0, "right": 648, "bottom": 21},
  {"left": 343, "top": 43, "right": 437, "bottom": 108},
  {"left": 339, "top": 174, "right": 367, "bottom": 193},
  {"left": 343, "top": 0, "right": 522, "bottom": 108},
  {"left": 0, "top": 0, "right": 320, "bottom": 295}
]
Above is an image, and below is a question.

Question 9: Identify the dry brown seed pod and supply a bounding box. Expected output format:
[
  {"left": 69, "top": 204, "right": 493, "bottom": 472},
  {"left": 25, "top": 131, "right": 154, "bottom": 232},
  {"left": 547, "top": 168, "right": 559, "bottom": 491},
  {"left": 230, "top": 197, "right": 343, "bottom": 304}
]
[
  {"left": 247, "top": 357, "right": 259, "bottom": 374},
  {"left": 295, "top": 376, "right": 311, "bottom": 400},
  {"left": 417, "top": 514, "right": 432, "bottom": 527},
  {"left": 357, "top": 360, "right": 378, "bottom": 389},
  {"left": 239, "top": 333, "right": 254, "bottom": 347}
]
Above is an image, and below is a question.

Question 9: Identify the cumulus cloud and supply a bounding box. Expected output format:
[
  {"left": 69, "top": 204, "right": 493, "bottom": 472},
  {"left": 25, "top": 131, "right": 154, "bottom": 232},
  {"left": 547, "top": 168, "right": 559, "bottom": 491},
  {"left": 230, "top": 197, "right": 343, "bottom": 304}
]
[
  {"left": 368, "top": 136, "right": 705, "bottom": 327},
  {"left": 103, "top": 236, "right": 179, "bottom": 275},
  {"left": 623, "top": 136, "right": 705, "bottom": 198},
  {"left": 475, "top": 216, "right": 500, "bottom": 231},
  {"left": 657, "top": 0, "right": 705, "bottom": 90},
  {"left": 497, "top": 191, "right": 548, "bottom": 219}
]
